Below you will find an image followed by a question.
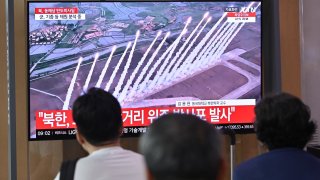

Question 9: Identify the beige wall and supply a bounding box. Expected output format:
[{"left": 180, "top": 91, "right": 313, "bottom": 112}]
[
  {"left": 279, "top": 0, "right": 301, "bottom": 96},
  {"left": 0, "top": 0, "right": 9, "bottom": 179},
  {"left": 300, "top": 0, "right": 320, "bottom": 144},
  {"left": 29, "top": 141, "right": 63, "bottom": 180}
]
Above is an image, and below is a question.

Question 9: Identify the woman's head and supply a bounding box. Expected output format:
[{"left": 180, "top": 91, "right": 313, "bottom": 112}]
[{"left": 254, "top": 93, "right": 316, "bottom": 150}]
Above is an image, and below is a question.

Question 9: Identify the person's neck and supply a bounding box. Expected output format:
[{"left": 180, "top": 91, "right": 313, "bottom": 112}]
[{"left": 86, "top": 140, "right": 121, "bottom": 154}]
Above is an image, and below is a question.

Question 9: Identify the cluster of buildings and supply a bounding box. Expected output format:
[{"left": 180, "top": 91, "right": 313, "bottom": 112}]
[
  {"left": 82, "top": 22, "right": 131, "bottom": 41},
  {"left": 111, "top": 22, "right": 129, "bottom": 29},
  {"left": 29, "top": 13, "right": 174, "bottom": 46},
  {"left": 136, "top": 15, "right": 175, "bottom": 31},
  {"left": 29, "top": 25, "right": 67, "bottom": 45},
  {"left": 105, "top": 22, "right": 129, "bottom": 35},
  {"left": 83, "top": 25, "right": 104, "bottom": 40},
  {"left": 136, "top": 16, "right": 157, "bottom": 31},
  {"left": 63, "top": 21, "right": 131, "bottom": 44}
]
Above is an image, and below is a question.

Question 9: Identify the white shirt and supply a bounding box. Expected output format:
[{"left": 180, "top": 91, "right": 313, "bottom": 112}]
[{"left": 54, "top": 146, "right": 147, "bottom": 180}]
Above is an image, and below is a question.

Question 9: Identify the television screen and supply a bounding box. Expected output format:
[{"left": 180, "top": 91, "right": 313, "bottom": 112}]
[{"left": 28, "top": 1, "right": 262, "bottom": 140}]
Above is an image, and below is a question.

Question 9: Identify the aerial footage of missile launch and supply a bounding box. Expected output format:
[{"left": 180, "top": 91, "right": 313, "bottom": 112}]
[{"left": 29, "top": 1, "right": 261, "bottom": 136}]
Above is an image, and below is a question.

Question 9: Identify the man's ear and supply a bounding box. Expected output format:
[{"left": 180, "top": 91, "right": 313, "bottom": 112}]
[{"left": 76, "top": 130, "right": 85, "bottom": 145}]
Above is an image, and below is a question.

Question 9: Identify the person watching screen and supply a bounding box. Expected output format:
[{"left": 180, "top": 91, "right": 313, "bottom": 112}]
[
  {"left": 139, "top": 113, "right": 225, "bottom": 180},
  {"left": 234, "top": 92, "right": 320, "bottom": 180},
  {"left": 55, "top": 87, "right": 146, "bottom": 180}
]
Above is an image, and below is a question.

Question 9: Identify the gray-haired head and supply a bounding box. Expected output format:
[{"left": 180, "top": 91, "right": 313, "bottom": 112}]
[{"left": 139, "top": 113, "right": 223, "bottom": 180}]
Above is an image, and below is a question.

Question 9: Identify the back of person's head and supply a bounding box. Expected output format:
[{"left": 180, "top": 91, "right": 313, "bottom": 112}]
[
  {"left": 255, "top": 92, "right": 316, "bottom": 150},
  {"left": 72, "top": 87, "right": 123, "bottom": 146},
  {"left": 139, "top": 113, "right": 223, "bottom": 180}
]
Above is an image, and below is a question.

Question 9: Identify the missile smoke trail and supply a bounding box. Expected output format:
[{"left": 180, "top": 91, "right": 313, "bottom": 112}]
[
  {"left": 192, "top": 2, "right": 256, "bottom": 69},
  {"left": 167, "top": 16, "right": 206, "bottom": 67},
  {"left": 105, "top": 42, "right": 132, "bottom": 92},
  {"left": 83, "top": 53, "right": 99, "bottom": 92},
  {"left": 113, "top": 31, "right": 140, "bottom": 97},
  {"left": 138, "top": 29, "right": 188, "bottom": 95},
  {"left": 212, "top": 23, "right": 241, "bottom": 61},
  {"left": 95, "top": 46, "right": 117, "bottom": 88},
  {"left": 203, "top": 2, "right": 256, "bottom": 62},
  {"left": 213, "top": 3, "right": 261, "bottom": 61},
  {"left": 140, "top": 2, "right": 258, "bottom": 97},
  {"left": 118, "top": 2, "right": 259, "bottom": 103},
  {"left": 171, "top": 17, "right": 212, "bottom": 78},
  {"left": 118, "top": 31, "right": 162, "bottom": 102},
  {"left": 178, "top": 14, "right": 228, "bottom": 73},
  {"left": 63, "top": 57, "right": 83, "bottom": 110},
  {"left": 201, "top": 23, "right": 233, "bottom": 61},
  {"left": 192, "top": 1, "right": 255, "bottom": 66},
  {"left": 146, "top": 28, "right": 188, "bottom": 91},
  {"left": 151, "top": 14, "right": 208, "bottom": 88},
  {"left": 203, "top": 23, "right": 240, "bottom": 65},
  {"left": 146, "top": 16, "right": 192, "bottom": 80},
  {"left": 142, "top": 17, "right": 192, "bottom": 90},
  {"left": 169, "top": 16, "right": 212, "bottom": 81},
  {"left": 207, "top": 2, "right": 259, "bottom": 62},
  {"left": 127, "top": 32, "right": 171, "bottom": 100},
  {"left": 181, "top": 20, "right": 228, "bottom": 73},
  {"left": 137, "top": 17, "right": 192, "bottom": 94}
]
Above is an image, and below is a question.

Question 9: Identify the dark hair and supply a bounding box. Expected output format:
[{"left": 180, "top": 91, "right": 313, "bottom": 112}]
[
  {"left": 139, "top": 113, "right": 222, "bottom": 180},
  {"left": 72, "top": 87, "right": 123, "bottom": 146},
  {"left": 254, "top": 92, "right": 316, "bottom": 150}
]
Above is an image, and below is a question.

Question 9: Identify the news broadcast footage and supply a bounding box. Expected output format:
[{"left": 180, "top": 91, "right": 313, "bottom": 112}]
[{"left": 28, "top": 1, "right": 261, "bottom": 140}]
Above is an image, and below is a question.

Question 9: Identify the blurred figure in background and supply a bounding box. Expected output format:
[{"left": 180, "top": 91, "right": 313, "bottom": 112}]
[{"left": 140, "top": 113, "right": 225, "bottom": 180}]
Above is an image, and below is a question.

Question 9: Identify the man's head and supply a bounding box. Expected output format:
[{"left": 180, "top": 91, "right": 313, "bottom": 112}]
[
  {"left": 72, "top": 87, "right": 123, "bottom": 146},
  {"left": 139, "top": 113, "right": 224, "bottom": 180},
  {"left": 254, "top": 92, "right": 316, "bottom": 150}
]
